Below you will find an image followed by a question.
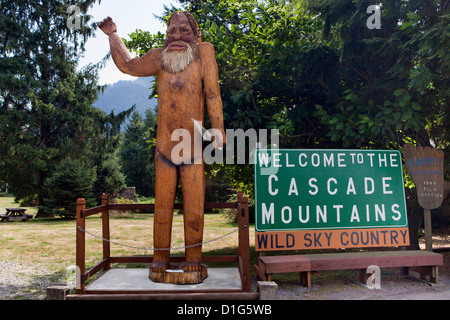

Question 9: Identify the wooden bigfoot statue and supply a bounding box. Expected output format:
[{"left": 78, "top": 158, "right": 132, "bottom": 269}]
[{"left": 99, "top": 12, "right": 225, "bottom": 280}]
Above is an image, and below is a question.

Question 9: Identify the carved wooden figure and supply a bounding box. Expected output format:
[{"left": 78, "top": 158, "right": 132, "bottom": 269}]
[{"left": 99, "top": 12, "right": 226, "bottom": 282}]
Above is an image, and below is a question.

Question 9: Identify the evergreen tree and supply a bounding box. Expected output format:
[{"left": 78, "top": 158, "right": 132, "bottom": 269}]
[
  {"left": 43, "top": 158, "right": 96, "bottom": 218},
  {"left": 143, "top": 107, "right": 157, "bottom": 195},
  {"left": 119, "top": 110, "right": 156, "bottom": 197},
  {"left": 0, "top": 0, "right": 131, "bottom": 216},
  {"left": 93, "top": 153, "right": 126, "bottom": 198}
]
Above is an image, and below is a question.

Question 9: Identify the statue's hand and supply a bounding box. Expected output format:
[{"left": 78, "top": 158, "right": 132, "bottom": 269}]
[{"left": 99, "top": 16, "right": 117, "bottom": 35}]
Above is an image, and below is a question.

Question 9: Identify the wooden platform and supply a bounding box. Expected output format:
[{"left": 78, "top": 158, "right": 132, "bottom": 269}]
[
  {"left": 71, "top": 193, "right": 254, "bottom": 299},
  {"left": 67, "top": 267, "right": 259, "bottom": 300},
  {"left": 254, "top": 250, "right": 443, "bottom": 289}
]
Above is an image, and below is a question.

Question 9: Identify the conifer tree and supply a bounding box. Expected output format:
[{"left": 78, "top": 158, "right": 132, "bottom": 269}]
[{"left": 0, "top": 0, "right": 129, "bottom": 216}]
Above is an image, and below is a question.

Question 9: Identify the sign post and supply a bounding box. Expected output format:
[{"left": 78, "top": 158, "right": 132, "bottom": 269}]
[{"left": 254, "top": 149, "right": 409, "bottom": 251}]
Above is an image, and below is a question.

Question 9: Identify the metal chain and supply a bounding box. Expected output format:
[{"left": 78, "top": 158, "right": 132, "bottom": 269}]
[{"left": 78, "top": 225, "right": 248, "bottom": 252}]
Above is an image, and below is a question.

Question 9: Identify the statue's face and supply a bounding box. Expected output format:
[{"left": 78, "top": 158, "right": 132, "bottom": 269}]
[{"left": 165, "top": 13, "right": 196, "bottom": 53}]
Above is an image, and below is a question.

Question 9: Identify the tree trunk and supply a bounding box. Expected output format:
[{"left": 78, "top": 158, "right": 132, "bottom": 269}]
[{"left": 34, "top": 172, "right": 54, "bottom": 218}]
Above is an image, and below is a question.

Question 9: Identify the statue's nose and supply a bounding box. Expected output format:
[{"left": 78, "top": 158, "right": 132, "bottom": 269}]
[{"left": 173, "top": 30, "right": 182, "bottom": 39}]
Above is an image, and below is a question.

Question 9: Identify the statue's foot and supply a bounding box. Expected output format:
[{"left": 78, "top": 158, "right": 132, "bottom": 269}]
[
  {"left": 181, "top": 261, "right": 202, "bottom": 272},
  {"left": 151, "top": 260, "right": 169, "bottom": 273}
]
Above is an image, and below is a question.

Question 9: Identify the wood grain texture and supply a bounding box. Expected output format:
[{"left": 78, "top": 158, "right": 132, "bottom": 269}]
[
  {"left": 403, "top": 143, "right": 445, "bottom": 210},
  {"left": 102, "top": 12, "right": 226, "bottom": 276},
  {"left": 149, "top": 264, "right": 208, "bottom": 285}
]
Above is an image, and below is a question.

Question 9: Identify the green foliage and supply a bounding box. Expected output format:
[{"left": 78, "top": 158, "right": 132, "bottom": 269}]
[
  {"left": 109, "top": 196, "right": 136, "bottom": 217},
  {"left": 93, "top": 153, "right": 126, "bottom": 197},
  {"left": 123, "top": 30, "right": 166, "bottom": 57},
  {"left": 118, "top": 110, "right": 157, "bottom": 196},
  {"left": 308, "top": 0, "right": 449, "bottom": 177},
  {"left": 307, "top": 0, "right": 446, "bottom": 145},
  {"left": 42, "top": 159, "right": 96, "bottom": 218},
  {"left": 125, "top": 0, "right": 449, "bottom": 197},
  {"left": 0, "top": 0, "right": 132, "bottom": 216}
]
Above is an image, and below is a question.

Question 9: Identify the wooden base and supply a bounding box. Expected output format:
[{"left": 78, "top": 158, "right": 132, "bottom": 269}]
[{"left": 149, "top": 264, "right": 208, "bottom": 285}]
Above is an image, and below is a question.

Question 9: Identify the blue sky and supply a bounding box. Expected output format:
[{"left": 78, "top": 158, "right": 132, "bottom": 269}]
[{"left": 79, "top": 0, "right": 177, "bottom": 84}]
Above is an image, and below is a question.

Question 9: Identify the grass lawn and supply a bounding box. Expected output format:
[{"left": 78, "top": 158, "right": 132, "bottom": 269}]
[{"left": 0, "top": 197, "right": 256, "bottom": 274}]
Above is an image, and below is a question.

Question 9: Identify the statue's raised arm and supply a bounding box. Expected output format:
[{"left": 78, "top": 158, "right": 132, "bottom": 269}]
[{"left": 99, "top": 17, "right": 161, "bottom": 77}]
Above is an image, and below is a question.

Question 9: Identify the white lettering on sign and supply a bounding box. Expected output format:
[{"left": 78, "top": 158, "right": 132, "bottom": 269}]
[
  {"left": 258, "top": 152, "right": 399, "bottom": 169},
  {"left": 266, "top": 176, "right": 396, "bottom": 197},
  {"left": 258, "top": 203, "right": 403, "bottom": 226},
  {"left": 255, "top": 150, "right": 408, "bottom": 232},
  {"left": 262, "top": 203, "right": 274, "bottom": 225},
  {"left": 268, "top": 174, "right": 278, "bottom": 196}
]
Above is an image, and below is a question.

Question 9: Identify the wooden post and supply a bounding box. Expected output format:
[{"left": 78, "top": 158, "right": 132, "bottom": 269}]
[
  {"left": 237, "top": 192, "right": 251, "bottom": 292},
  {"left": 300, "top": 271, "right": 311, "bottom": 289},
  {"left": 101, "top": 194, "right": 110, "bottom": 270},
  {"left": 424, "top": 209, "right": 433, "bottom": 251},
  {"left": 76, "top": 198, "right": 86, "bottom": 293}
]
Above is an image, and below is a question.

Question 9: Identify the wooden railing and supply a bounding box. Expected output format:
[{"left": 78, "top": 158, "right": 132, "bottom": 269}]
[{"left": 75, "top": 192, "right": 251, "bottom": 295}]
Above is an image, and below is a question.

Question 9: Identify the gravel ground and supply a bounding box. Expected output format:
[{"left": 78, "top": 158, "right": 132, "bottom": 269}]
[
  {"left": 273, "top": 268, "right": 450, "bottom": 300},
  {"left": 273, "top": 250, "right": 450, "bottom": 300},
  {"left": 0, "top": 262, "right": 65, "bottom": 300}
]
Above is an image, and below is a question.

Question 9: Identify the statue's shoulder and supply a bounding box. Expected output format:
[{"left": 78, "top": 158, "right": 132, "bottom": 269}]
[
  {"left": 199, "top": 42, "right": 215, "bottom": 54},
  {"left": 151, "top": 47, "right": 164, "bottom": 56}
]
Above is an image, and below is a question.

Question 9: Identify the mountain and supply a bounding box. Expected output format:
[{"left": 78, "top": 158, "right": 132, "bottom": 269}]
[{"left": 94, "top": 77, "right": 157, "bottom": 116}]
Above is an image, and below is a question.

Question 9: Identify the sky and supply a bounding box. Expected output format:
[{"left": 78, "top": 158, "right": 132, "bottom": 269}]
[{"left": 78, "top": 0, "right": 177, "bottom": 85}]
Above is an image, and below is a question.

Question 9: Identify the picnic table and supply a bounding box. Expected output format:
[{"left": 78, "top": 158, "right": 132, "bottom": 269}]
[{"left": 0, "top": 208, "right": 33, "bottom": 222}]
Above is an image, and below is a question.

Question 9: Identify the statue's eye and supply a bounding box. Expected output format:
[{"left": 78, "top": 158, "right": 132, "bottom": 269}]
[{"left": 181, "top": 27, "right": 190, "bottom": 34}]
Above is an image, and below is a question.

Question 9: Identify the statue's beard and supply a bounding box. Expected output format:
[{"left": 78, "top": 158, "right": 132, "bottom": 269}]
[{"left": 161, "top": 44, "right": 194, "bottom": 74}]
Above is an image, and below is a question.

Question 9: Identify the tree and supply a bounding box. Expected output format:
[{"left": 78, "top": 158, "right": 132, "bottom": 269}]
[
  {"left": 92, "top": 153, "right": 126, "bottom": 197},
  {"left": 42, "top": 158, "right": 96, "bottom": 218},
  {"left": 119, "top": 110, "right": 156, "bottom": 196},
  {"left": 306, "top": 0, "right": 449, "bottom": 248},
  {"left": 307, "top": 0, "right": 448, "bottom": 159},
  {"left": 125, "top": 0, "right": 448, "bottom": 205},
  {"left": 0, "top": 0, "right": 131, "bottom": 216}
]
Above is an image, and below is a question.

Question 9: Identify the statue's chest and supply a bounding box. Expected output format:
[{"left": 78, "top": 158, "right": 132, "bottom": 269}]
[
  {"left": 159, "top": 62, "right": 202, "bottom": 93},
  {"left": 167, "top": 76, "right": 187, "bottom": 90}
]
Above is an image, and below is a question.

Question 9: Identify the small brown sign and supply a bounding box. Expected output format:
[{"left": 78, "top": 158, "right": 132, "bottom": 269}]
[{"left": 403, "top": 144, "right": 445, "bottom": 210}]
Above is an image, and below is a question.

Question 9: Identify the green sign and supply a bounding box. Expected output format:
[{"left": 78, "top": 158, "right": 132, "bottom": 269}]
[{"left": 254, "top": 149, "right": 408, "bottom": 232}]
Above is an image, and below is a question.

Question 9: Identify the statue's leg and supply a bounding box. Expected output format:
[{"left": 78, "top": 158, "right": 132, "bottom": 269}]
[
  {"left": 152, "top": 151, "right": 178, "bottom": 272},
  {"left": 179, "top": 162, "right": 205, "bottom": 272}
]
